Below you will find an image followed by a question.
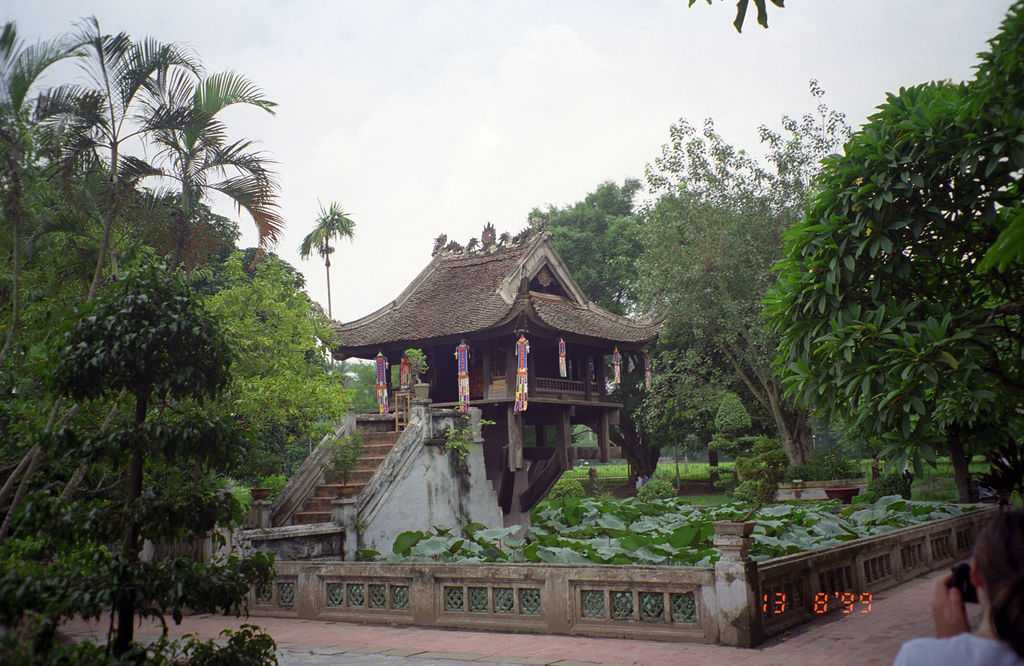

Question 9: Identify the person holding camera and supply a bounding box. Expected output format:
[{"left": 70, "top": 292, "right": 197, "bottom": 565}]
[{"left": 894, "top": 510, "right": 1024, "bottom": 665}]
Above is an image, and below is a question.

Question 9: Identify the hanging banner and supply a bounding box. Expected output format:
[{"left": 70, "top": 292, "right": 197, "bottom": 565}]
[
  {"left": 375, "top": 352, "right": 390, "bottom": 414},
  {"left": 644, "top": 352, "right": 653, "bottom": 390},
  {"left": 514, "top": 334, "right": 530, "bottom": 413},
  {"left": 612, "top": 346, "right": 622, "bottom": 386},
  {"left": 455, "top": 341, "right": 471, "bottom": 413},
  {"left": 399, "top": 355, "right": 412, "bottom": 389},
  {"left": 558, "top": 337, "right": 567, "bottom": 378}
]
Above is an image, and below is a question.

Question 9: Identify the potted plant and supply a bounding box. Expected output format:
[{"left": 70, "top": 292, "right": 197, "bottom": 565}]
[
  {"left": 404, "top": 347, "right": 430, "bottom": 400},
  {"left": 250, "top": 473, "right": 287, "bottom": 502},
  {"left": 325, "top": 434, "right": 363, "bottom": 495}
]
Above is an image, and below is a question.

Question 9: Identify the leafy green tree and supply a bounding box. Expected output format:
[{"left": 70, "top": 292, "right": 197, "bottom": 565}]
[
  {"left": 715, "top": 392, "right": 751, "bottom": 434},
  {"left": 206, "top": 251, "right": 348, "bottom": 478},
  {"left": 151, "top": 71, "right": 282, "bottom": 263},
  {"left": 299, "top": 201, "right": 356, "bottom": 318},
  {"left": 639, "top": 82, "right": 849, "bottom": 464},
  {"left": 0, "top": 21, "right": 80, "bottom": 364},
  {"left": 53, "top": 260, "right": 235, "bottom": 655},
  {"left": 766, "top": 5, "right": 1024, "bottom": 501},
  {"left": 534, "top": 180, "right": 642, "bottom": 315}
]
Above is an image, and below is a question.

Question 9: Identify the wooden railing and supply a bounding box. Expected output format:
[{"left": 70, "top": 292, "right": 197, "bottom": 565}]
[{"left": 535, "top": 376, "right": 600, "bottom": 395}]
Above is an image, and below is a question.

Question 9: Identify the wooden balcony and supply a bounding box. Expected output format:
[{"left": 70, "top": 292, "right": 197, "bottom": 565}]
[{"left": 534, "top": 376, "right": 601, "bottom": 398}]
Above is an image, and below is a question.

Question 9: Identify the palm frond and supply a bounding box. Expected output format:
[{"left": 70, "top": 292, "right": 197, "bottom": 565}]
[
  {"left": 1, "top": 22, "right": 81, "bottom": 115},
  {"left": 194, "top": 70, "right": 276, "bottom": 117},
  {"left": 118, "top": 155, "right": 163, "bottom": 186},
  {"left": 211, "top": 174, "right": 283, "bottom": 248},
  {"left": 113, "top": 37, "right": 200, "bottom": 119}
]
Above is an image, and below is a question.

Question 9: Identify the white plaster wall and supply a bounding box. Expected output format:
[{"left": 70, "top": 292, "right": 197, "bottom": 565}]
[{"left": 360, "top": 440, "right": 503, "bottom": 555}]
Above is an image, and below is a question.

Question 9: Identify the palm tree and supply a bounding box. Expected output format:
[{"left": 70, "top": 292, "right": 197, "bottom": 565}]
[
  {"left": 0, "top": 21, "right": 81, "bottom": 364},
  {"left": 299, "top": 202, "right": 356, "bottom": 319},
  {"left": 150, "top": 70, "right": 282, "bottom": 264},
  {"left": 62, "top": 17, "right": 200, "bottom": 298}
]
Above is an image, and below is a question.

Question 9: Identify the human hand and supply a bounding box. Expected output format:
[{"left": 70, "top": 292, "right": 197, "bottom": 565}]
[{"left": 932, "top": 574, "right": 969, "bottom": 638}]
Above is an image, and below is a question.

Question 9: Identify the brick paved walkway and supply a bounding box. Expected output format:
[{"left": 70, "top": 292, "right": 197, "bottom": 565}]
[{"left": 62, "top": 570, "right": 959, "bottom": 665}]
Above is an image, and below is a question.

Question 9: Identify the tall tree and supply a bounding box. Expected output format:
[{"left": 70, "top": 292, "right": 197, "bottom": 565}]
[
  {"left": 65, "top": 17, "right": 199, "bottom": 298},
  {"left": 767, "top": 4, "right": 1024, "bottom": 500},
  {"left": 298, "top": 201, "right": 355, "bottom": 319},
  {"left": 639, "top": 82, "right": 850, "bottom": 465},
  {"left": 0, "top": 21, "right": 80, "bottom": 364},
  {"left": 150, "top": 70, "right": 283, "bottom": 263}
]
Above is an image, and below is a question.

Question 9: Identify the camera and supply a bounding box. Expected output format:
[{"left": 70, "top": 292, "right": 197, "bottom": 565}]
[{"left": 948, "top": 561, "right": 979, "bottom": 604}]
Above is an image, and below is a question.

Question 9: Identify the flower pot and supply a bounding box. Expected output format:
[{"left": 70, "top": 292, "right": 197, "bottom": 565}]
[
  {"left": 335, "top": 485, "right": 358, "bottom": 498},
  {"left": 414, "top": 382, "right": 430, "bottom": 400},
  {"left": 824, "top": 486, "right": 861, "bottom": 504},
  {"left": 250, "top": 488, "right": 272, "bottom": 501}
]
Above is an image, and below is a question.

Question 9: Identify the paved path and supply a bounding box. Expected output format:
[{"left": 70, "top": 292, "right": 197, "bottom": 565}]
[{"left": 62, "top": 571, "right": 959, "bottom": 665}]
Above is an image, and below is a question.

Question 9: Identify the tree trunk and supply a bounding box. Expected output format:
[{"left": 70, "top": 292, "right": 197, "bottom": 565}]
[
  {"left": 324, "top": 256, "right": 333, "bottom": 319},
  {"left": 612, "top": 411, "right": 658, "bottom": 481},
  {"left": 88, "top": 140, "right": 119, "bottom": 301},
  {"left": 947, "top": 425, "right": 975, "bottom": 504},
  {"left": 114, "top": 391, "right": 148, "bottom": 657},
  {"left": 0, "top": 446, "right": 41, "bottom": 540}
]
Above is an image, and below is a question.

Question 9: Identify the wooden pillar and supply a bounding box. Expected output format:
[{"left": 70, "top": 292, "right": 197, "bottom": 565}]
[
  {"left": 596, "top": 354, "right": 607, "bottom": 397},
  {"left": 507, "top": 404, "right": 523, "bottom": 470},
  {"left": 598, "top": 409, "right": 610, "bottom": 463},
  {"left": 505, "top": 344, "right": 516, "bottom": 399},
  {"left": 527, "top": 336, "right": 536, "bottom": 392},
  {"left": 557, "top": 407, "right": 572, "bottom": 470},
  {"left": 482, "top": 343, "right": 492, "bottom": 399},
  {"left": 385, "top": 353, "right": 394, "bottom": 411},
  {"left": 584, "top": 355, "right": 593, "bottom": 400}
]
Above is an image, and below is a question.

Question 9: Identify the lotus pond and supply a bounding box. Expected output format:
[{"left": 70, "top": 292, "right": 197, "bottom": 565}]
[{"left": 384, "top": 495, "right": 973, "bottom": 566}]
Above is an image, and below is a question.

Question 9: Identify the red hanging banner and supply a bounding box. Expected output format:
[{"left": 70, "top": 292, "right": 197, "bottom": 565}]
[
  {"left": 375, "top": 352, "right": 389, "bottom": 414},
  {"left": 514, "top": 334, "right": 530, "bottom": 413},
  {"left": 455, "top": 341, "right": 471, "bottom": 413},
  {"left": 558, "top": 337, "right": 567, "bottom": 378},
  {"left": 399, "top": 355, "right": 412, "bottom": 389},
  {"left": 612, "top": 346, "right": 622, "bottom": 386}
]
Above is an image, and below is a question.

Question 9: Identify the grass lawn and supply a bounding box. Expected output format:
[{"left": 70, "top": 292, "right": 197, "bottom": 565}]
[{"left": 565, "top": 454, "right": 992, "bottom": 503}]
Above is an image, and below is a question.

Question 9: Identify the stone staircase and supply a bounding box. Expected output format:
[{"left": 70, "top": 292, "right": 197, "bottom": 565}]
[{"left": 291, "top": 430, "right": 400, "bottom": 525}]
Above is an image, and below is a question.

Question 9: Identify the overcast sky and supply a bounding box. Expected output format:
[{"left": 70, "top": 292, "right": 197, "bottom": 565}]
[{"left": 8, "top": 1, "right": 1014, "bottom": 322}]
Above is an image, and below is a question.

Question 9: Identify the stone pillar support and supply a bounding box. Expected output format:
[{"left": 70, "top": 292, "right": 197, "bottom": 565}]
[
  {"left": 331, "top": 497, "right": 359, "bottom": 561},
  {"left": 713, "top": 521, "right": 761, "bottom": 647},
  {"left": 248, "top": 500, "right": 273, "bottom": 529},
  {"left": 597, "top": 410, "right": 610, "bottom": 463}
]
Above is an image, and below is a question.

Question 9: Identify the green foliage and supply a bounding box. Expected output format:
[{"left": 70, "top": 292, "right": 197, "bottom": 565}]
[
  {"left": 639, "top": 82, "right": 848, "bottom": 465},
  {"left": 867, "top": 473, "right": 913, "bottom": 502},
  {"left": 55, "top": 261, "right": 230, "bottom": 405},
  {"left": 389, "top": 495, "right": 970, "bottom": 566},
  {"left": 206, "top": 252, "right": 348, "bottom": 479},
  {"left": 404, "top": 348, "right": 429, "bottom": 380},
  {"left": 548, "top": 478, "right": 585, "bottom": 501},
  {"left": 329, "top": 433, "right": 364, "bottom": 484},
  {"left": 637, "top": 478, "right": 675, "bottom": 501},
  {"left": 787, "top": 449, "right": 862, "bottom": 482},
  {"left": 714, "top": 392, "right": 751, "bottom": 434},
  {"left": 733, "top": 437, "right": 787, "bottom": 505},
  {"left": 767, "top": 4, "right": 1024, "bottom": 481},
  {"left": 258, "top": 474, "right": 288, "bottom": 501}
]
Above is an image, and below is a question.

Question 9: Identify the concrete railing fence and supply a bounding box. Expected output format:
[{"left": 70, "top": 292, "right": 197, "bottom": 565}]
[{"left": 247, "top": 506, "right": 996, "bottom": 647}]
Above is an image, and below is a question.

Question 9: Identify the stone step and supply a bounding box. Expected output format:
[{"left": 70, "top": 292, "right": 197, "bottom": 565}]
[
  {"left": 360, "top": 432, "right": 400, "bottom": 444},
  {"left": 361, "top": 444, "right": 394, "bottom": 456},
  {"left": 302, "top": 497, "right": 334, "bottom": 512},
  {"left": 314, "top": 483, "right": 367, "bottom": 498},
  {"left": 293, "top": 511, "right": 332, "bottom": 525}
]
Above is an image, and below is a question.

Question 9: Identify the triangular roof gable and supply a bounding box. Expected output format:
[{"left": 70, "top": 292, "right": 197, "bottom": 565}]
[{"left": 496, "top": 234, "right": 589, "bottom": 306}]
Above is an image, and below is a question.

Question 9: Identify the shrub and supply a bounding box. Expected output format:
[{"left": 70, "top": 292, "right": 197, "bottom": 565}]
[
  {"left": 548, "top": 478, "right": 585, "bottom": 501},
  {"left": 733, "top": 437, "right": 787, "bottom": 505},
  {"left": 869, "top": 473, "right": 913, "bottom": 500},
  {"left": 714, "top": 392, "right": 751, "bottom": 434},
  {"left": 786, "top": 449, "right": 861, "bottom": 481},
  {"left": 734, "top": 479, "right": 776, "bottom": 504},
  {"left": 637, "top": 479, "right": 675, "bottom": 501},
  {"left": 258, "top": 473, "right": 288, "bottom": 500}
]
